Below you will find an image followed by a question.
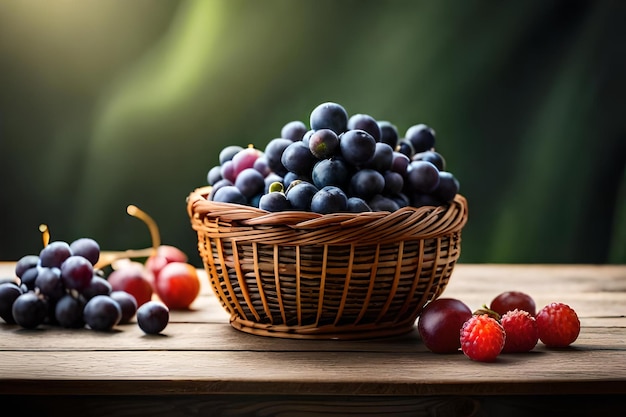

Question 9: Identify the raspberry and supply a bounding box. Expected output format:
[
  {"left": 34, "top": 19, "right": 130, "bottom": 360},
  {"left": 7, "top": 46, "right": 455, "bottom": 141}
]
[
  {"left": 500, "top": 309, "right": 539, "bottom": 353},
  {"left": 460, "top": 314, "right": 506, "bottom": 362},
  {"left": 536, "top": 302, "right": 580, "bottom": 347}
]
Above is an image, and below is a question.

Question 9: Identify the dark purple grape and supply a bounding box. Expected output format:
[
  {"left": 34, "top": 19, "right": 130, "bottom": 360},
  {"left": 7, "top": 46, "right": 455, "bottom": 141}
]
[
  {"left": 347, "top": 113, "right": 381, "bottom": 142},
  {"left": 109, "top": 291, "right": 138, "bottom": 324},
  {"left": 350, "top": 169, "right": 385, "bottom": 200},
  {"left": 39, "top": 241, "right": 72, "bottom": 268},
  {"left": 220, "top": 159, "right": 236, "bottom": 182},
  {"left": 264, "top": 138, "right": 292, "bottom": 176},
  {"left": 281, "top": 141, "right": 317, "bottom": 176},
  {"left": 20, "top": 266, "right": 40, "bottom": 291},
  {"left": 207, "top": 165, "right": 222, "bottom": 185},
  {"left": 69, "top": 237, "right": 100, "bottom": 266},
  {"left": 301, "top": 129, "right": 314, "bottom": 146},
  {"left": 253, "top": 155, "right": 271, "bottom": 177},
  {"left": 412, "top": 150, "right": 446, "bottom": 171},
  {"left": 310, "top": 102, "right": 348, "bottom": 135},
  {"left": 383, "top": 171, "right": 404, "bottom": 195},
  {"left": 390, "top": 151, "right": 411, "bottom": 176},
  {"left": 15, "top": 255, "right": 39, "bottom": 278},
  {"left": 311, "top": 158, "right": 350, "bottom": 190},
  {"left": 308, "top": 128, "right": 339, "bottom": 159},
  {"left": 208, "top": 178, "right": 233, "bottom": 200},
  {"left": 390, "top": 192, "right": 410, "bottom": 208},
  {"left": 410, "top": 192, "right": 443, "bottom": 207},
  {"left": 219, "top": 145, "right": 244, "bottom": 165},
  {"left": 12, "top": 291, "right": 48, "bottom": 329},
  {"left": 283, "top": 171, "right": 310, "bottom": 190},
  {"left": 136, "top": 301, "right": 169, "bottom": 335},
  {"left": 368, "top": 194, "right": 400, "bottom": 212},
  {"left": 83, "top": 295, "right": 121, "bottom": 331},
  {"left": 286, "top": 180, "right": 318, "bottom": 211},
  {"left": 431, "top": 171, "right": 459, "bottom": 203},
  {"left": 60, "top": 255, "right": 94, "bottom": 292},
  {"left": 34, "top": 267, "right": 65, "bottom": 300},
  {"left": 265, "top": 138, "right": 293, "bottom": 177},
  {"left": 378, "top": 120, "right": 399, "bottom": 149},
  {"left": 249, "top": 193, "right": 262, "bottom": 208},
  {"left": 339, "top": 129, "right": 376, "bottom": 166},
  {"left": 81, "top": 275, "right": 112, "bottom": 300},
  {"left": 0, "top": 282, "right": 22, "bottom": 324},
  {"left": 55, "top": 294, "right": 85, "bottom": 328},
  {"left": 396, "top": 140, "right": 413, "bottom": 158},
  {"left": 363, "top": 142, "right": 394, "bottom": 173},
  {"left": 406, "top": 160, "right": 440, "bottom": 193},
  {"left": 281, "top": 120, "right": 308, "bottom": 141},
  {"left": 259, "top": 191, "right": 292, "bottom": 212},
  {"left": 310, "top": 186, "right": 348, "bottom": 214},
  {"left": 234, "top": 168, "right": 265, "bottom": 199},
  {"left": 212, "top": 185, "right": 247, "bottom": 205},
  {"left": 405, "top": 124, "right": 436, "bottom": 154},
  {"left": 347, "top": 197, "right": 371, "bottom": 213}
]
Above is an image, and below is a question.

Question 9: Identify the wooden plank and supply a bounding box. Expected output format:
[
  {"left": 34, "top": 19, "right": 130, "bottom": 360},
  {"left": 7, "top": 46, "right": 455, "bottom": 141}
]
[
  {"left": 1, "top": 347, "right": 625, "bottom": 396},
  {"left": 0, "top": 321, "right": 623, "bottom": 353},
  {"left": 1, "top": 262, "right": 625, "bottom": 401}
]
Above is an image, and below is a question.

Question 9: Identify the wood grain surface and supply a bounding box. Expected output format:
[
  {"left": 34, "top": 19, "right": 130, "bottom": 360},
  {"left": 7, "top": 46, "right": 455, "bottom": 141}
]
[{"left": 1, "top": 263, "right": 625, "bottom": 416}]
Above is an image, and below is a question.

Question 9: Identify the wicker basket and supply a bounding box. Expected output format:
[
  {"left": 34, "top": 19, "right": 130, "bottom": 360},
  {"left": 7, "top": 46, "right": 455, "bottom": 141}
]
[{"left": 187, "top": 185, "right": 468, "bottom": 340}]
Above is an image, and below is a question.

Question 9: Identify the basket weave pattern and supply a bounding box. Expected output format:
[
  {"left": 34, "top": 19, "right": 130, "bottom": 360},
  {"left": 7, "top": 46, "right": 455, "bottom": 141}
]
[{"left": 188, "top": 186, "right": 468, "bottom": 339}]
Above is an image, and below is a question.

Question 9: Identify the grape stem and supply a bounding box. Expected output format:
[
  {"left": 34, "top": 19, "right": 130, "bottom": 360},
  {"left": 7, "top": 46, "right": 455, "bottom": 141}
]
[
  {"left": 93, "top": 205, "right": 161, "bottom": 270},
  {"left": 126, "top": 204, "right": 161, "bottom": 251},
  {"left": 95, "top": 248, "right": 155, "bottom": 270},
  {"left": 39, "top": 224, "right": 50, "bottom": 247}
]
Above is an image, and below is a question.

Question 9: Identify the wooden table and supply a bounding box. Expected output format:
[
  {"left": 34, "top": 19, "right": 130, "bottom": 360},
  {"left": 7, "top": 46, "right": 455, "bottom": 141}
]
[{"left": 1, "top": 263, "right": 625, "bottom": 416}]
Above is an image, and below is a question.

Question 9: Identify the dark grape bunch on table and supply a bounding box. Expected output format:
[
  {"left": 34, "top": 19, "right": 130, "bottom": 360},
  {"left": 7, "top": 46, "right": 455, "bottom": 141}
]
[
  {"left": 205, "top": 101, "right": 460, "bottom": 213},
  {"left": 0, "top": 236, "right": 168, "bottom": 334}
]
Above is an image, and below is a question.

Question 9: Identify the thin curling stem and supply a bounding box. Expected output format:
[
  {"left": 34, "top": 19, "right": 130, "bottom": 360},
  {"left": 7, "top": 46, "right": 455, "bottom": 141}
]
[
  {"left": 39, "top": 224, "right": 50, "bottom": 247},
  {"left": 126, "top": 205, "right": 161, "bottom": 254}
]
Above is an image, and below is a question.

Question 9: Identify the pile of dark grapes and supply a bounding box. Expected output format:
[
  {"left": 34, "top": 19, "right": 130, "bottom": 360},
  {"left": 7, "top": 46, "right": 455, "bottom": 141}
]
[
  {"left": 0, "top": 238, "right": 168, "bottom": 334},
  {"left": 205, "top": 101, "right": 460, "bottom": 214}
]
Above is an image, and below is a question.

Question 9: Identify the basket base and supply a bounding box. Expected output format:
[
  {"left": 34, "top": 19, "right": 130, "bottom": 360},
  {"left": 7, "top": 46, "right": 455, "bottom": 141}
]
[{"left": 229, "top": 317, "right": 417, "bottom": 340}]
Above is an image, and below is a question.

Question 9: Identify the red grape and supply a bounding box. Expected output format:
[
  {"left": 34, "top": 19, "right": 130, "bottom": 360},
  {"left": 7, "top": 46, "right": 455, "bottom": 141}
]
[
  {"left": 417, "top": 298, "right": 473, "bottom": 353},
  {"left": 490, "top": 291, "right": 536, "bottom": 316},
  {"left": 145, "top": 244, "right": 188, "bottom": 281},
  {"left": 107, "top": 262, "right": 154, "bottom": 307},
  {"left": 231, "top": 146, "right": 262, "bottom": 178},
  {"left": 154, "top": 262, "right": 200, "bottom": 310}
]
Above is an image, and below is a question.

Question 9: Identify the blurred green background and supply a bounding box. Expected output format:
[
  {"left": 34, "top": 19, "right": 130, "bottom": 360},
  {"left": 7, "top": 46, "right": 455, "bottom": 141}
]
[{"left": 1, "top": 0, "right": 624, "bottom": 267}]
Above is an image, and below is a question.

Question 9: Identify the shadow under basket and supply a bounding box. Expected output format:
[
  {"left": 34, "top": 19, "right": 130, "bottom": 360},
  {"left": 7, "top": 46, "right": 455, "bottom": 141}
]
[{"left": 187, "top": 185, "right": 468, "bottom": 340}]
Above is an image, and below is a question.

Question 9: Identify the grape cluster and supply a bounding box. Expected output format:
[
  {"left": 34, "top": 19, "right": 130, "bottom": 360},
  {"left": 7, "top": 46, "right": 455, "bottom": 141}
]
[
  {"left": 0, "top": 238, "right": 168, "bottom": 334},
  {"left": 205, "top": 101, "right": 460, "bottom": 214}
]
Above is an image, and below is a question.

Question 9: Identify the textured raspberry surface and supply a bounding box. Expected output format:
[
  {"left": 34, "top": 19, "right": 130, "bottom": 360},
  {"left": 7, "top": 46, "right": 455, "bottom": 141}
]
[
  {"left": 500, "top": 309, "right": 539, "bottom": 353},
  {"left": 460, "top": 314, "right": 506, "bottom": 362},
  {"left": 536, "top": 302, "right": 580, "bottom": 347}
]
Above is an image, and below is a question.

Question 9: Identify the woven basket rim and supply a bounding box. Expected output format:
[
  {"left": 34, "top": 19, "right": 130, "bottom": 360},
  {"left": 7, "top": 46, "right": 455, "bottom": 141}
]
[{"left": 187, "top": 185, "right": 468, "bottom": 244}]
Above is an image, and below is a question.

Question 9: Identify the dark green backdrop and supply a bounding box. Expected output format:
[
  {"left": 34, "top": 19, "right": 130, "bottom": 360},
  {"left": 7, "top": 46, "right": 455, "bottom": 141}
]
[{"left": 1, "top": 0, "right": 624, "bottom": 267}]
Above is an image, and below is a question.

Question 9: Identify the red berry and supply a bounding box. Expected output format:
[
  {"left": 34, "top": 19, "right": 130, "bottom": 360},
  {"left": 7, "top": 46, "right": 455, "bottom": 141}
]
[
  {"left": 460, "top": 314, "right": 506, "bottom": 362},
  {"left": 500, "top": 309, "right": 539, "bottom": 353},
  {"left": 536, "top": 302, "right": 580, "bottom": 347},
  {"left": 490, "top": 291, "right": 536, "bottom": 316}
]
